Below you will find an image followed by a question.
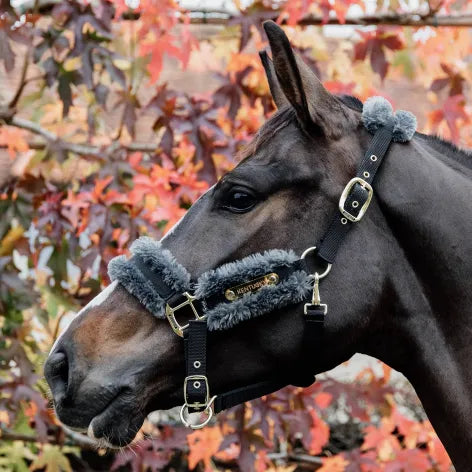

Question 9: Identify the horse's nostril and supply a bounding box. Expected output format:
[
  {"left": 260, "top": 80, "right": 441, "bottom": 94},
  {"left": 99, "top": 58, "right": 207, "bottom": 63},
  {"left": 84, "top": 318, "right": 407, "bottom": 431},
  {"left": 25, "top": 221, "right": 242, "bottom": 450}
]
[{"left": 44, "top": 350, "right": 69, "bottom": 401}]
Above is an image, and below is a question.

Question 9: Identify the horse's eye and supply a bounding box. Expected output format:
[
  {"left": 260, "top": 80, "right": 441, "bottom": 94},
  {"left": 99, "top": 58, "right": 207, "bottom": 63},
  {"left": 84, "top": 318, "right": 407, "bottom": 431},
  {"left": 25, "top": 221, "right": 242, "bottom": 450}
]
[{"left": 222, "top": 189, "right": 258, "bottom": 213}]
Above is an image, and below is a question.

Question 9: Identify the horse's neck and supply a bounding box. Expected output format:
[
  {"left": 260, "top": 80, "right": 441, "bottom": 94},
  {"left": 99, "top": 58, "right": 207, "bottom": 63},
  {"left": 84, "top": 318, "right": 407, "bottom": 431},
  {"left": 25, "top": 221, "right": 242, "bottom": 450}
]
[{"left": 377, "top": 137, "right": 472, "bottom": 470}]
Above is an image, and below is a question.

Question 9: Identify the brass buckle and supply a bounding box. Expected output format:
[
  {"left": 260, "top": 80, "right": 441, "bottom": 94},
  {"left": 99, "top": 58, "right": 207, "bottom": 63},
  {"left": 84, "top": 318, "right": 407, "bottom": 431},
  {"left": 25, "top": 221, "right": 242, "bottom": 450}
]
[
  {"left": 339, "top": 177, "right": 373, "bottom": 223},
  {"left": 165, "top": 292, "right": 205, "bottom": 337},
  {"left": 184, "top": 375, "right": 210, "bottom": 408}
]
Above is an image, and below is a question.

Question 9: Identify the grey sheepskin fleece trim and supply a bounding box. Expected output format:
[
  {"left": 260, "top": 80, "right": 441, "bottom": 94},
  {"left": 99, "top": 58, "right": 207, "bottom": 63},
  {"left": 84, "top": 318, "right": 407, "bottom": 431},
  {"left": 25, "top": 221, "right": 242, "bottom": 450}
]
[
  {"left": 129, "top": 237, "right": 191, "bottom": 291},
  {"left": 108, "top": 237, "right": 191, "bottom": 318},
  {"left": 204, "top": 271, "right": 312, "bottom": 331},
  {"left": 362, "top": 96, "right": 417, "bottom": 143},
  {"left": 195, "top": 249, "right": 311, "bottom": 331},
  {"left": 108, "top": 240, "right": 312, "bottom": 331},
  {"left": 195, "top": 249, "right": 300, "bottom": 298},
  {"left": 108, "top": 256, "right": 167, "bottom": 317}
]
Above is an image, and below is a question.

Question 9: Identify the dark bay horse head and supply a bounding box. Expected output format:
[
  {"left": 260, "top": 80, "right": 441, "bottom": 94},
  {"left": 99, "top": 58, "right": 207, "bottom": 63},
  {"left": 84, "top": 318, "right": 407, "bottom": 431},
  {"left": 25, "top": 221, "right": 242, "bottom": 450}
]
[
  {"left": 43, "top": 21, "right": 398, "bottom": 446},
  {"left": 44, "top": 21, "right": 472, "bottom": 467}
]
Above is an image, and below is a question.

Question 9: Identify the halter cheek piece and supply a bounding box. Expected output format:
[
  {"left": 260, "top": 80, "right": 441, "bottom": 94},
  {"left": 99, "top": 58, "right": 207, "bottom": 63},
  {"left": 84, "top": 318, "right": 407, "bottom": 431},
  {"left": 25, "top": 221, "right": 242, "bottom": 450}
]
[{"left": 108, "top": 97, "right": 416, "bottom": 429}]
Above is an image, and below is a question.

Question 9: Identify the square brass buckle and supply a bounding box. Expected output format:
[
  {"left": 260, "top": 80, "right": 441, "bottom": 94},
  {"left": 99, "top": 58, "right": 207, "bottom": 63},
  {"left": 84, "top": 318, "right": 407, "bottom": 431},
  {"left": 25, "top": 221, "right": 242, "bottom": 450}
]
[
  {"left": 339, "top": 177, "right": 373, "bottom": 223},
  {"left": 165, "top": 292, "right": 205, "bottom": 337},
  {"left": 184, "top": 375, "right": 210, "bottom": 408}
]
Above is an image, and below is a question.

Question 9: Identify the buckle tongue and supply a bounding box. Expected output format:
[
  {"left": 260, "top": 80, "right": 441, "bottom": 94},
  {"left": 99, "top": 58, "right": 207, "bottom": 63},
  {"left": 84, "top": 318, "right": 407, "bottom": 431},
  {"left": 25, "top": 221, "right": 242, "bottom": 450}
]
[
  {"left": 339, "top": 177, "right": 373, "bottom": 223},
  {"left": 165, "top": 292, "right": 205, "bottom": 337}
]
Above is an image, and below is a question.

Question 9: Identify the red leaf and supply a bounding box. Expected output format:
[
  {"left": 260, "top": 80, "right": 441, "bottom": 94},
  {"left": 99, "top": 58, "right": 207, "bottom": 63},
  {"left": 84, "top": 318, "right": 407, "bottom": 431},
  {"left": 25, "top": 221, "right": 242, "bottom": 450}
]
[
  {"left": 315, "top": 392, "right": 333, "bottom": 409},
  {"left": 383, "top": 449, "right": 431, "bottom": 472},
  {"left": 430, "top": 77, "right": 450, "bottom": 93},
  {"left": 370, "top": 40, "right": 389, "bottom": 80},
  {"left": 309, "top": 409, "right": 330, "bottom": 455},
  {"left": 382, "top": 34, "right": 404, "bottom": 51}
]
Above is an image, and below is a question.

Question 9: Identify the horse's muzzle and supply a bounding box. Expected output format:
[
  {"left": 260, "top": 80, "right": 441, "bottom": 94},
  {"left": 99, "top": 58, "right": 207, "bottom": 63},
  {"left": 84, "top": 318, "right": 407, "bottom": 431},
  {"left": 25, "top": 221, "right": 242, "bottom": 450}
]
[{"left": 44, "top": 340, "right": 145, "bottom": 445}]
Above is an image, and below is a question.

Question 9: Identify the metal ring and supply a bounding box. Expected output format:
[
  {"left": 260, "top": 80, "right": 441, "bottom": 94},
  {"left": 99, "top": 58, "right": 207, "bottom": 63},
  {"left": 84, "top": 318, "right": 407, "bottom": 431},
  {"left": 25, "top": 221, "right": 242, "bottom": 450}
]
[
  {"left": 180, "top": 396, "right": 216, "bottom": 430},
  {"left": 300, "top": 246, "right": 332, "bottom": 279}
]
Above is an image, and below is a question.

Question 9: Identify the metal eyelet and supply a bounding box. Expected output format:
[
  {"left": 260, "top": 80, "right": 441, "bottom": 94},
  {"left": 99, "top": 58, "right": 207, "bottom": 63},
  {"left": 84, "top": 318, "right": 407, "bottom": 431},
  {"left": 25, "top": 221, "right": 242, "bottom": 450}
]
[
  {"left": 363, "top": 171, "right": 370, "bottom": 178},
  {"left": 370, "top": 154, "right": 378, "bottom": 161},
  {"left": 341, "top": 217, "right": 348, "bottom": 225},
  {"left": 193, "top": 381, "right": 201, "bottom": 389},
  {"left": 193, "top": 361, "right": 201, "bottom": 369},
  {"left": 352, "top": 201, "right": 359, "bottom": 208}
]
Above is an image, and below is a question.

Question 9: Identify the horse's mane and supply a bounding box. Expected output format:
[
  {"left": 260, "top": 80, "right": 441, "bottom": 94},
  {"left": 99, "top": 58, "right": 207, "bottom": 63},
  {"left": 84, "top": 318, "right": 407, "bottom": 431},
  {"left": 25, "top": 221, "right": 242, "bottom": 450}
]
[
  {"left": 238, "top": 94, "right": 472, "bottom": 172},
  {"left": 415, "top": 133, "right": 472, "bottom": 171}
]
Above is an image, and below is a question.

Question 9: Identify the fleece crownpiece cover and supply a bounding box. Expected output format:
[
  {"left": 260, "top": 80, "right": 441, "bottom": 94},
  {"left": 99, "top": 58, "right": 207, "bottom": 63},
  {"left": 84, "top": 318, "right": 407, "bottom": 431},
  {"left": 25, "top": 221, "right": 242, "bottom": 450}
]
[
  {"left": 362, "top": 96, "right": 417, "bottom": 143},
  {"left": 108, "top": 237, "right": 312, "bottom": 331}
]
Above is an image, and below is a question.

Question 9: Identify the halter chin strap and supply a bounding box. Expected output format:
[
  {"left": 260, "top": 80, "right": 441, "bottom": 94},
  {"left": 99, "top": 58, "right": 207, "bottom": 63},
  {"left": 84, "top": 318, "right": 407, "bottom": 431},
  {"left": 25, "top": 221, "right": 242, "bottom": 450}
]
[{"left": 108, "top": 97, "right": 416, "bottom": 429}]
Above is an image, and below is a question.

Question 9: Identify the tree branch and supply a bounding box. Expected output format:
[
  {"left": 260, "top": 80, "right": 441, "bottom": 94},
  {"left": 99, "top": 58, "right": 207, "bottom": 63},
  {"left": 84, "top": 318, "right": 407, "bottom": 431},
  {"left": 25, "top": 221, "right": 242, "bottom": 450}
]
[
  {"left": 1, "top": 427, "right": 99, "bottom": 449},
  {"left": 187, "top": 11, "right": 472, "bottom": 27},
  {"left": 8, "top": 50, "right": 31, "bottom": 109},
  {"left": 0, "top": 114, "right": 158, "bottom": 157}
]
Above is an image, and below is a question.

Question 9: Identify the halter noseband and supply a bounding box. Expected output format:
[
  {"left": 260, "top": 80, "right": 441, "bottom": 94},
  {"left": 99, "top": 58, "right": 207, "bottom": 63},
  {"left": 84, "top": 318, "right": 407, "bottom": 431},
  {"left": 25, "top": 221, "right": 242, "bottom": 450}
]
[{"left": 108, "top": 97, "right": 416, "bottom": 429}]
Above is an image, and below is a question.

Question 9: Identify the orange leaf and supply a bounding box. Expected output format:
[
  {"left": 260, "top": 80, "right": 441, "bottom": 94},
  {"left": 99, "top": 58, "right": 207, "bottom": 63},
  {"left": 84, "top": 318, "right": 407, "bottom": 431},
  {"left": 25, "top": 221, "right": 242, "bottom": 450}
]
[
  {"left": 92, "top": 176, "right": 114, "bottom": 201},
  {"left": 318, "top": 455, "right": 350, "bottom": 472},
  {"left": 315, "top": 392, "right": 333, "bottom": 409},
  {"left": 362, "top": 419, "right": 396, "bottom": 453},
  {"left": 384, "top": 449, "right": 431, "bottom": 471},
  {"left": 0, "top": 126, "right": 29, "bottom": 159},
  {"left": 381, "top": 363, "right": 392, "bottom": 383},
  {"left": 24, "top": 401, "right": 38, "bottom": 419},
  {"left": 428, "top": 436, "right": 452, "bottom": 471},
  {"left": 309, "top": 409, "right": 330, "bottom": 455},
  {"left": 187, "top": 426, "right": 223, "bottom": 471}
]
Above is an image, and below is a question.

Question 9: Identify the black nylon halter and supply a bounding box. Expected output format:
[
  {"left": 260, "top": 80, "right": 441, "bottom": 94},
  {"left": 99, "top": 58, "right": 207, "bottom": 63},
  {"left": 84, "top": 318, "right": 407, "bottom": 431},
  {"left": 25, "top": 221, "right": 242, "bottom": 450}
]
[{"left": 130, "top": 123, "right": 395, "bottom": 428}]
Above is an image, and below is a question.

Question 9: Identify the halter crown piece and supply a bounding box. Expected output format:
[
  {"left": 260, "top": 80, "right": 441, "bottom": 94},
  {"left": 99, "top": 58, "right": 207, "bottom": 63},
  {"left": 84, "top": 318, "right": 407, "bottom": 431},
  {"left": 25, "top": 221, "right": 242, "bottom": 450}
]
[{"left": 109, "top": 97, "right": 417, "bottom": 429}]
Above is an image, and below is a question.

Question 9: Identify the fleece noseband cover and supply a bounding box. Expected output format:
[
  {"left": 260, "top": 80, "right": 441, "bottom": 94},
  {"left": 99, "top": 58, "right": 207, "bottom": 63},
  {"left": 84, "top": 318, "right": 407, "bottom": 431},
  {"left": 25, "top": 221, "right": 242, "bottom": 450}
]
[{"left": 108, "top": 237, "right": 313, "bottom": 331}]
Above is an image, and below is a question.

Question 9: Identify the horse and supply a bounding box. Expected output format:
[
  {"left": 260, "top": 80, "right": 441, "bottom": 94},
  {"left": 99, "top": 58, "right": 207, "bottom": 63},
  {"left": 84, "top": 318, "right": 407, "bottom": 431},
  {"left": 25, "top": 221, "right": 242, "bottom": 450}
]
[{"left": 44, "top": 21, "right": 472, "bottom": 470}]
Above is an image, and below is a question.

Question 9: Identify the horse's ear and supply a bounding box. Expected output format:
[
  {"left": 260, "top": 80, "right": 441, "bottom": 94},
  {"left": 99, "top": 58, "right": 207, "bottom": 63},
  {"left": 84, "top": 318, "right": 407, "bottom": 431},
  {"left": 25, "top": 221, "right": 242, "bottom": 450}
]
[
  {"left": 263, "top": 20, "right": 357, "bottom": 138},
  {"left": 259, "top": 50, "right": 289, "bottom": 109}
]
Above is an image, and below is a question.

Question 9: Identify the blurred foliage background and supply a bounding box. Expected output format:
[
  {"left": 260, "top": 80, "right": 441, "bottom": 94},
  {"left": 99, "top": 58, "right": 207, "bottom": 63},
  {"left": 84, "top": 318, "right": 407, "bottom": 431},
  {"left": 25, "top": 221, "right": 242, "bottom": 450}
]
[{"left": 0, "top": 0, "right": 469, "bottom": 469}]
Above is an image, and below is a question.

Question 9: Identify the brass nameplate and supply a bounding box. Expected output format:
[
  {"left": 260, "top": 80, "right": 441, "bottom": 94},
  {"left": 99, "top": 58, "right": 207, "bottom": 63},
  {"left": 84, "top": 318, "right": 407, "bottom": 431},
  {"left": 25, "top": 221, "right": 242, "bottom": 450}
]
[{"left": 225, "top": 273, "right": 279, "bottom": 301}]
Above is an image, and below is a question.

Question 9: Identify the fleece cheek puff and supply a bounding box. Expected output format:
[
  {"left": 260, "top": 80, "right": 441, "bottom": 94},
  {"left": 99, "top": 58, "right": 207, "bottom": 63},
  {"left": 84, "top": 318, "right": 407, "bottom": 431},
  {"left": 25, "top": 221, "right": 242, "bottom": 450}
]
[
  {"left": 362, "top": 96, "right": 417, "bottom": 143},
  {"left": 108, "top": 237, "right": 191, "bottom": 319}
]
